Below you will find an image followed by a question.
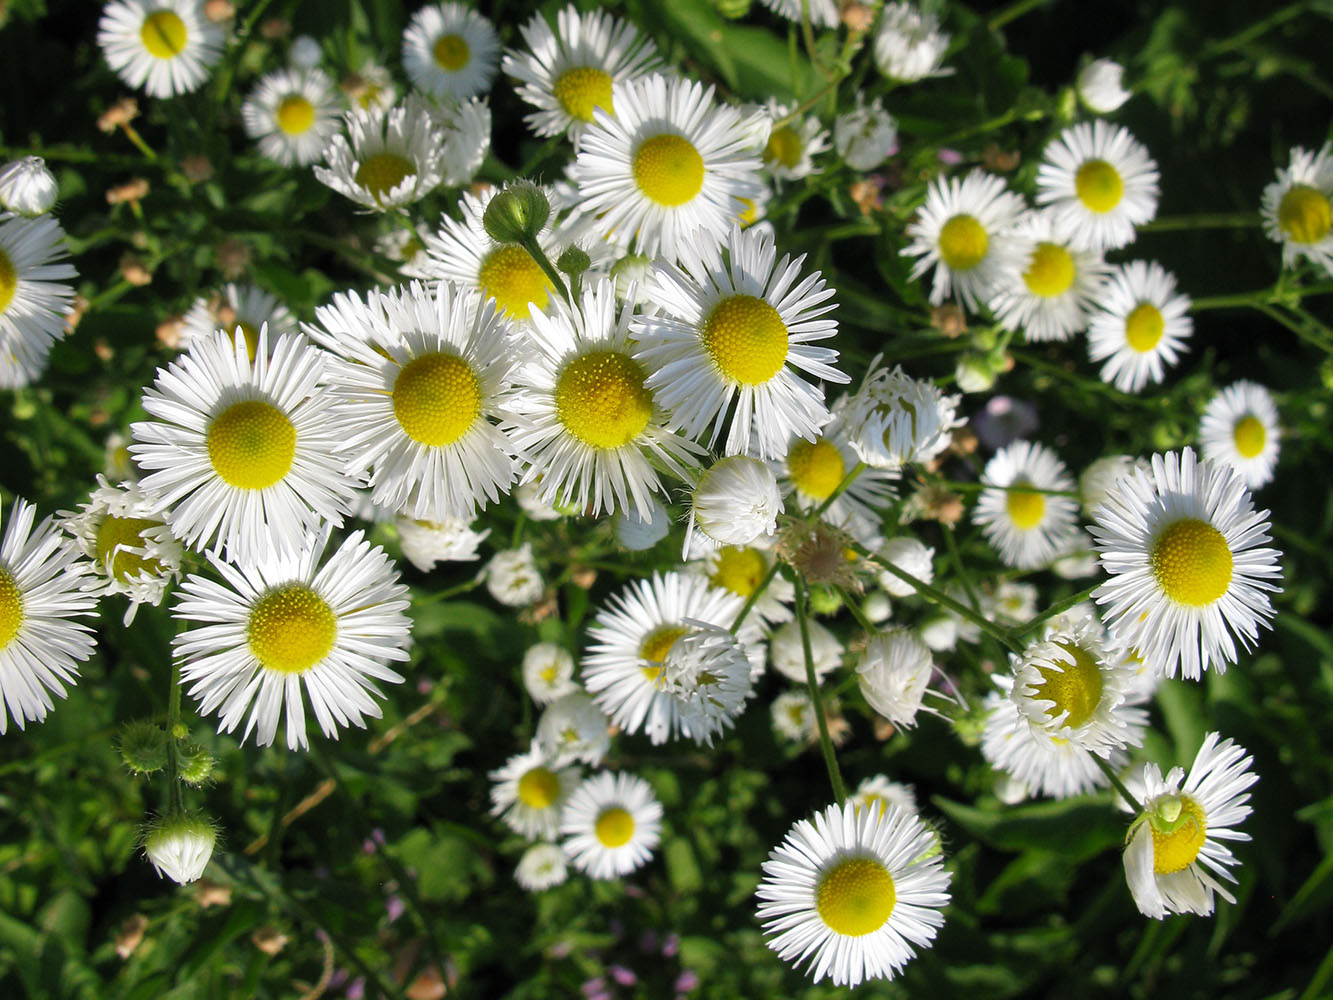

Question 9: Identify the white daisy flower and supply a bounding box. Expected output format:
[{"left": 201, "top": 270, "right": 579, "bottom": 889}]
[
  {"left": 757, "top": 0, "right": 840, "bottom": 28},
  {"left": 689, "top": 455, "right": 784, "bottom": 551},
  {"left": 757, "top": 801, "right": 951, "bottom": 988},
  {"left": 130, "top": 328, "right": 358, "bottom": 564},
  {"left": 658, "top": 623, "right": 757, "bottom": 746},
  {"left": 1122, "top": 733, "right": 1257, "bottom": 919},
  {"left": 508, "top": 277, "right": 705, "bottom": 520},
  {"left": 0, "top": 156, "right": 58, "bottom": 217},
  {"left": 972, "top": 440, "right": 1081, "bottom": 570},
  {"left": 857, "top": 627, "right": 940, "bottom": 729},
  {"left": 535, "top": 691, "right": 611, "bottom": 766},
  {"left": 850, "top": 776, "right": 919, "bottom": 818},
  {"left": 872, "top": 3, "right": 952, "bottom": 83},
  {"left": 180, "top": 283, "right": 298, "bottom": 360},
  {"left": 309, "top": 282, "right": 519, "bottom": 523},
  {"left": 502, "top": 5, "right": 661, "bottom": 142},
  {"left": 241, "top": 67, "right": 341, "bottom": 167},
  {"left": 59, "top": 475, "right": 181, "bottom": 625},
  {"left": 842, "top": 359, "right": 963, "bottom": 469},
  {"left": 1261, "top": 142, "right": 1333, "bottom": 275},
  {"left": 1086, "top": 260, "right": 1192, "bottom": 393},
  {"left": 568, "top": 73, "right": 763, "bottom": 261},
  {"left": 760, "top": 102, "right": 830, "bottom": 182},
  {"left": 1199, "top": 381, "right": 1281, "bottom": 490},
  {"left": 483, "top": 544, "right": 545, "bottom": 607},
  {"left": 992, "top": 580, "right": 1038, "bottom": 624},
  {"left": 989, "top": 210, "right": 1110, "bottom": 342},
  {"left": 582, "top": 571, "right": 764, "bottom": 744},
  {"left": 522, "top": 642, "right": 579, "bottom": 705},
  {"left": 901, "top": 169, "right": 1026, "bottom": 311},
  {"left": 515, "top": 842, "right": 568, "bottom": 891},
  {"left": 0, "top": 499, "right": 99, "bottom": 735},
  {"left": 560, "top": 771, "right": 663, "bottom": 880},
  {"left": 313, "top": 97, "right": 444, "bottom": 211},
  {"left": 172, "top": 528, "right": 411, "bottom": 750},
  {"left": 344, "top": 60, "right": 397, "bottom": 112},
  {"left": 833, "top": 97, "right": 898, "bottom": 172},
  {"left": 875, "top": 535, "right": 934, "bottom": 598},
  {"left": 429, "top": 96, "right": 492, "bottom": 189},
  {"left": 772, "top": 689, "right": 818, "bottom": 742},
  {"left": 1090, "top": 448, "right": 1282, "bottom": 680},
  {"left": 778, "top": 424, "right": 897, "bottom": 539},
  {"left": 1079, "top": 454, "right": 1145, "bottom": 516},
  {"left": 1035, "top": 120, "right": 1160, "bottom": 252},
  {"left": 401, "top": 3, "right": 499, "bottom": 101},
  {"left": 394, "top": 514, "right": 490, "bottom": 571},
  {"left": 769, "top": 618, "right": 843, "bottom": 684},
  {"left": 143, "top": 811, "right": 216, "bottom": 884},
  {"left": 635, "top": 223, "right": 848, "bottom": 459},
  {"left": 490, "top": 744, "right": 581, "bottom": 840},
  {"left": 98, "top": 0, "right": 224, "bottom": 99},
  {"left": 686, "top": 538, "right": 794, "bottom": 628},
  {"left": 0, "top": 213, "right": 77, "bottom": 389},
  {"left": 1077, "top": 59, "right": 1131, "bottom": 115},
  {"left": 514, "top": 480, "right": 568, "bottom": 522}
]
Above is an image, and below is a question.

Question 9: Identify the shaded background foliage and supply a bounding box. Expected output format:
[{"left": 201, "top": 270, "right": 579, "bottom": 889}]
[{"left": 1, "top": 0, "right": 1331, "bottom": 997}]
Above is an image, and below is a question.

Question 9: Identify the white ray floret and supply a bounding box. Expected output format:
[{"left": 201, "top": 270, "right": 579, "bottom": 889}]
[
  {"left": 872, "top": 3, "right": 952, "bottom": 83},
  {"left": 1086, "top": 261, "right": 1192, "bottom": 393},
  {"left": 842, "top": 358, "right": 962, "bottom": 469},
  {"left": 490, "top": 744, "right": 581, "bottom": 841},
  {"left": 972, "top": 440, "right": 1081, "bottom": 570},
  {"left": 1198, "top": 381, "right": 1281, "bottom": 490},
  {"left": 179, "top": 282, "right": 298, "bottom": 359},
  {"left": 1036, "top": 120, "right": 1160, "bottom": 251},
  {"left": 560, "top": 771, "right": 663, "bottom": 880},
  {"left": 401, "top": 2, "right": 499, "bottom": 101},
  {"left": 313, "top": 97, "right": 444, "bottom": 212},
  {"left": 241, "top": 67, "right": 342, "bottom": 167},
  {"left": 1261, "top": 142, "right": 1333, "bottom": 276},
  {"left": 0, "top": 213, "right": 77, "bottom": 390},
  {"left": 98, "top": 0, "right": 224, "bottom": 99}
]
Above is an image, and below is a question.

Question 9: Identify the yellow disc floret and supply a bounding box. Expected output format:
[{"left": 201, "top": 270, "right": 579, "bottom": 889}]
[
  {"left": 95, "top": 516, "right": 166, "bottom": 582},
  {"left": 1151, "top": 518, "right": 1233, "bottom": 607},
  {"left": 433, "top": 33, "right": 470, "bottom": 72},
  {"left": 1277, "top": 184, "right": 1332, "bottom": 244},
  {"left": 763, "top": 126, "right": 804, "bottom": 169},
  {"left": 555, "top": 350, "right": 654, "bottom": 449},
  {"left": 1149, "top": 794, "right": 1208, "bottom": 875},
  {"left": 0, "top": 568, "right": 23, "bottom": 651},
  {"left": 554, "top": 66, "right": 614, "bottom": 122},
  {"left": 701, "top": 294, "right": 789, "bottom": 385},
  {"left": 517, "top": 767, "right": 562, "bottom": 809},
  {"left": 709, "top": 546, "right": 767, "bottom": 597},
  {"left": 477, "top": 244, "right": 553, "bottom": 320},
  {"left": 639, "top": 624, "right": 689, "bottom": 682},
  {"left": 632, "top": 134, "right": 705, "bottom": 207},
  {"left": 1023, "top": 243, "right": 1076, "bottom": 298},
  {"left": 938, "top": 214, "right": 989, "bottom": 272},
  {"left": 354, "top": 153, "right": 416, "bottom": 203},
  {"left": 0, "top": 249, "right": 16, "bottom": 315},
  {"left": 594, "top": 806, "right": 635, "bottom": 847},
  {"left": 140, "top": 10, "right": 187, "bottom": 60},
  {"left": 1232, "top": 415, "right": 1266, "bottom": 458},
  {"left": 207, "top": 400, "right": 297, "bottom": 490},
  {"left": 1033, "top": 641, "right": 1103, "bottom": 728},
  {"left": 816, "top": 856, "right": 896, "bottom": 937},
  {"left": 1124, "top": 303, "right": 1164, "bottom": 352},
  {"left": 787, "top": 437, "right": 847, "bottom": 501},
  {"left": 276, "top": 94, "right": 316, "bottom": 135},
  {"left": 1075, "top": 159, "right": 1124, "bottom": 213},
  {"left": 1005, "top": 486, "right": 1046, "bottom": 530},
  {"left": 392, "top": 352, "right": 481, "bottom": 447},
  {"left": 247, "top": 583, "right": 337, "bottom": 675}
]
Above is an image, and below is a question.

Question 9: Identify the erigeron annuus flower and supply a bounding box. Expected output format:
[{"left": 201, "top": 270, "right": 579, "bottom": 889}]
[
  {"left": 142, "top": 811, "right": 217, "bottom": 885},
  {"left": 1261, "top": 142, "right": 1333, "bottom": 276},
  {"left": 289, "top": 34, "right": 321, "bottom": 70},
  {"left": 1086, "top": 260, "right": 1192, "bottom": 393},
  {"left": 687, "top": 536, "right": 794, "bottom": 628},
  {"left": 515, "top": 843, "right": 568, "bottom": 891},
  {"left": 60, "top": 475, "right": 182, "bottom": 625},
  {"left": 875, "top": 535, "right": 934, "bottom": 597},
  {"left": 568, "top": 73, "right": 763, "bottom": 261},
  {"left": 851, "top": 776, "right": 919, "bottom": 818},
  {"left": 503, "top": 5, "right": 660, "bottom": 142},
  {"left": 972, "top": 440, "right": 1082, "bottom": 570},
  {"left": 872, "top": 2, "right": 952, "bottom": 83},
  {"left": 834, "top": 97, "right": 898, "bottom": 172},
  {"left": 483, "top": 544, "right": 545, "bottom": 607},
  {"left": 759, "top": 102, "right": 830, "bottom": 182},
  {"left": 535, "top": 691, "right": 611, "bottom": 765},
  {"left": 180, "top": 283, "right": 298, "bottom": 359},
  {"left": 560, "top": 771, "right": 663, "bottom": 880},
  {"left": 1122, "top": 733, "right": 1257, "bottom": 919},
  {"left": 428, "top": 96, "right": 493, "bottom": 189},
  {"left": 1199, "top": 381, "right": 1281, "bottom": 490},
  {"left": 1090, "top": 447, "right": 1282, "bottom": 680},
  {"left": 1080, "top": 454, "right": 1144, "bottom": 516},
  {"left": 1036, "top": 120, "right": 1160, "bottom": 252},
  {"left": 0, "top": 213, "right": 77, "bottom": 389},
  {"left": 842, "top": 359, "right": 963, "bottom": 469},
  {"left": 401, "top": 2, "right": 499, "bottom": 101},
  {"left": 309, "top": 282, "right": 519, "bottom": 523},
  {"left": 901, "top": 169, "right": 1025, "bottom": 312},
  {"left": 757, "top": 800, "right": 951, "bottom": 988},
  {"left": 0, "top": 156, "right": 58, "bottom": 216},
  {"left": 757, "top": 0, "right": 840, "bottom": 28},
  {"left": 394, "top": 513, "right": 490, "bottom": 571},
  {"left": 772, "top": 689, "right": 818, "bottom": 742},
  {"left": 523, "top": 641, "right": 579, "bottom": 705},
  {"left": 777, "top": 421, "right": 897, "bottom": 541},
  {"left": 1077, "top": 58, "right": 1132, "bottom": 114},
  {"left": 507, "top": 277, "right": 705, "bottom": 520},
  {"left": 770, "top": 617, "right": 843, "bottom": 683},
  {"left": 313, "top": 97, "right": 444, "bottom": 212},
  {"left": 689, "top": 456, "right": 784, "bottom": 550},
  {"left": 344, "top": 60, "right": 397, "bottom": 112},
  {"left": 989, "top": 210, "right": 1110, "bottom": 343},
  {"left": 856, "top": 628, "right": 938, "bottom": 729},
  {"left": 98, "top": 0, "right": 224, "bottom": 99},
  {"left": 635, "top": 223, "right": 847, "bottom": 460},
  {"left": 654, "top": 623, "right": 756, "bottom": 746},
  {"left": 0, "top": 499, "right": 99, "bottom": 735},
  {"left": 490, "top": 744, "right": 581, "bottom": 840},
  {"left": 241, "top": 68, "right": 341, "bottom": 167}
]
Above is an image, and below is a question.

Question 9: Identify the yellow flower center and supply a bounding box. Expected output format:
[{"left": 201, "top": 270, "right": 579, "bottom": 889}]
[
  {"left": 1150, "top": 518, "right": 1234, "bottom": 607},
  {"left": 516, "top": 767, "right": 562, "bottom": 809},
  {"left": 140, "top": 10, "right": 187, "bottom": 60},
  {"left": 392, "top": 352, "right": 482, "bottom": 447},
  {"left": 632, "top": 133, "right": 705, "bottom": 207},
  {"left": 554, "top": 350, "right": 653, "bottom": 450},
  {"left": 1005, "top": 485, "right": 1046, "bottom": 530},
  {"left": 275, "top": 95, "right": 316, "bottom": 135},
  {"left": 1124, "top": 303, "right": 1164, "bottom": 352},
  {"left": 1277, "top": 184, "right": 1332, "bottom": 244},
  {"left": 816, "top": 856, "right": 896, "bottom": 937},
  {"left": 354, "top": 153, "right": 416, "bottom": 203},
  {"left": 856, "top": 793, "right": 891, "bottom": 815},
  {"left": 1149, "top": 794, "right": 1208, "bottom": 875},
  {"left": 1232, "top": 415, "right": 1266, "bottom": 458},
  {"left": 0, "top": 568, "right": 23, "bottom": 651},
  {"left": 701, "top": 294, "right": 789, "bottom": 385},
  {"left": 639, "top": 624, "right": 689, "bottom": 682},
  {"left": 553, "top": 66, "right": 614, "bottom": 122},
  {"left": 736, "top": 197, "right": 758, "bottom": 227},
  {"left": 432, "top": 33, "right": 470, "bottom": 72},
  {"left": 477, "top": 244, "right": 553, "bottom": 320},
  {"left": 206, "top": 399, "right": 297, "bottom": 490},
  {"left": 1033, "top": 641, "right": 1103, "bottom": 728},
  {"left": 938, "top": 214, "right": 989, "bottom": 272},
  {"left": 709, "top": 546, "right": 767, "bottom": 597},
  {"left": 787, "top": 437, "right": 847, "bottom": 501},
  {"left": 1023, "top": 242, "right": 1076, "bottom": 298},
  {"left": 594, "top": 806, "right": 635, "bottom": 847},
  {"left": 0, "top": 248, "right": 16, "bottom": 315},
  {"left": 247, "top": 583, "right": 337, "bottom": 675},
  {"left": 95, "top": 515, "right": 166, "bottom": 582},
  {"left": 1075, "top": 159, "right": 1124, "bottom": 213},
  {"left": 538, "top": 664, "right": 559, "bottom": 684},
  {"left": 763, "top": 126, "right": 804, "bottom": 169},
  {"left": 223, "top": 320, "right": 261, "bottom": 363}
]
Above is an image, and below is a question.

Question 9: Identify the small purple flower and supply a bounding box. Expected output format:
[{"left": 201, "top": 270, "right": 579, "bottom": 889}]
[
  {"left": 675, "top": 969, "right": 700, "bottom": 992},
  {"left": 346, "top": 977, "right": 365, "bottom": 1000},
  {"left": 661, "top": 933, "right": 679, "bottom": 958},
  {"left": 386, "top": 896, "right": 405, "bottom": 923},
  {"left": 581, "top": 977, "right": 608, "bottom": 999},
  {"left": 609, "top": 965, "right": 637, "bottom": 986},
  {"left": 938, "top": 147, "right": 963, "bottom": 165}
]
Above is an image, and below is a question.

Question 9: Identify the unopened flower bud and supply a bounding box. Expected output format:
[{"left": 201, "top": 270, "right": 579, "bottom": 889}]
[
  {"left": 119, "top": 720, "right": 167, "bottom": 775},
  {"left": 556, "top": 245, "right": 591, "bottom": 277},
  {"left": 143, "top": 811, "right": 217, "bottom": 884},
  {"left": 0, "top": 156, "right": 58, "bottom": 216},
  {"left": 177, "top": 743, "right": 216, "bottom": 786},
  {"left": 482, "top": 182, "right": 550, "bottom": 244}
]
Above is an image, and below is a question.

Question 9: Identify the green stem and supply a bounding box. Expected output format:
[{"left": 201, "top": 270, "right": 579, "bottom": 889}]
[
  {"left": 1137, "top": 212, "right": 1260, "bottom": 232},
  {"left": 119, "top": 124, "right": 157, "bottom": 162},
  {"left": 941, "top": 524, "right": 983, "bottom": 614},
  {"left": 795, "top": 579, "right": 846, "bottom": 804},
  {"left": 834, "top": 585, "right": 878, "bottom": 636},
  {"left": 1196, "top": 1, "right": 1307, "bottom": 60},
  {"left": 730, "top": 559, "right": 780, "bottom": 635},
  {"left": 1094, "top": 755, "right": 1143, "bottom": 814},
  {"left": 811, "top": 461, "right": 866, "bottom": 520},
  {"left": 988, "top": 0, "right": 1049, "bottom": 31},
  {"left": 1255, "top": 303, "right": 1333, "bottom": 354},
  {"left": 519, "top": 236, "right": 571, "bottom": 305},
  {"left": 164, "top": 659, "right": 183, "bottom": 813},
  {"left": 1012, "top": 582, "right": 1102, "bottom": 642}
]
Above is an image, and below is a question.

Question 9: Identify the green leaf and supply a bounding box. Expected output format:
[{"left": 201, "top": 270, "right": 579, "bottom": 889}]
[{"left": 932, "top": 795, "right": 1124, "bottom": 861}]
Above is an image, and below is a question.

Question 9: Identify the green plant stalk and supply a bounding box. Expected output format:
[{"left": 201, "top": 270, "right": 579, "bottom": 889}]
[
  {"left": 988, "top": 0, "right": 1049, "bottom": 32},
  {"left": 164, "top": 659, "right": 183, "bottom": 813},
  {"left": 811, "top": 461, "right": 867, "bottom": 520},
  {"left": 1094, "top": 755, "right": 1143, "bottom": 814},
  {"left": 518, "top": 236, "right": 571, "bottom": 305},
  {"left": 796, "top": 578, "right": 846, "bottom": 804},
  {"left": 1137, "top": 212, "right": 1260, "bottom": 232},
  {"left": 730, "top": 560, "right": 781, "bottom": 634},
  {"left": 1013, "top": 582, "right": 1103, "bottom": 642}
]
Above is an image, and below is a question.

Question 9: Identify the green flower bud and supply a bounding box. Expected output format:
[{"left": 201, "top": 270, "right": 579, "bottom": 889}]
[
  {"left": 482, "top": 182, "right": 551, "bottom": 245},
  {"left": 712, "top": 0, "right": 752, "bottom": 18},
  {"left": 556, "top": 245, "right": 591, "bottom": 277},
  {"left": 808, "top": 585, "right": 843, "bottom": 616},
  {"left": 176, "top": 743, "right": 216, "bottom": 786},
  {"left": 118, "top": 720, "right": 167, "bottom": 775}
]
